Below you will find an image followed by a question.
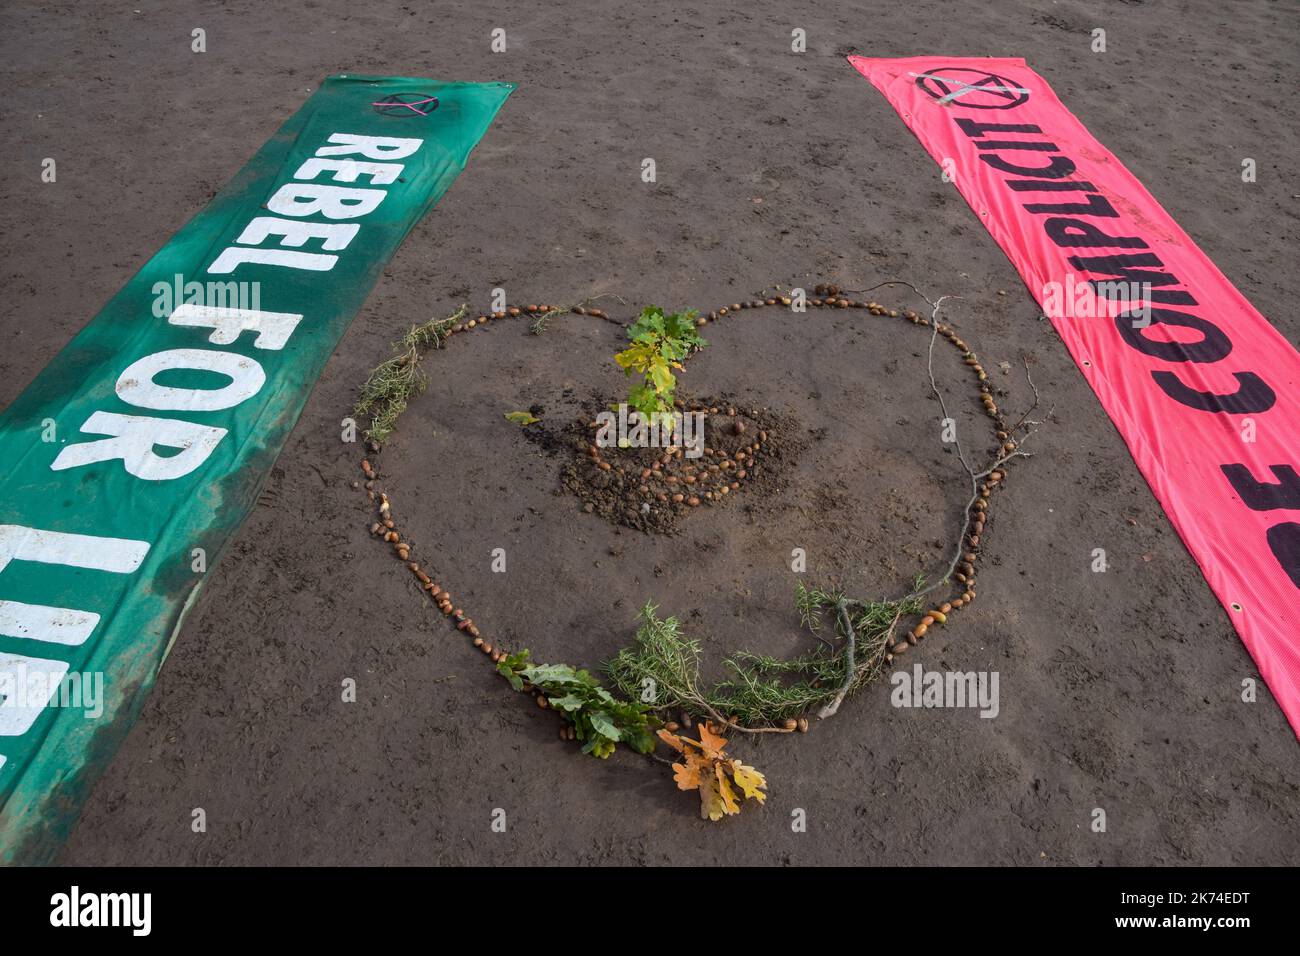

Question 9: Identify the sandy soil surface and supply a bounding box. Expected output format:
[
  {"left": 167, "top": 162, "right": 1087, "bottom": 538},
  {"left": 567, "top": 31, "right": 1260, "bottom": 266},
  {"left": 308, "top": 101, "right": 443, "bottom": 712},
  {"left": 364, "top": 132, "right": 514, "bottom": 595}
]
[{"left": 1, "top": 0, "right": 1296, "bottom": 865}]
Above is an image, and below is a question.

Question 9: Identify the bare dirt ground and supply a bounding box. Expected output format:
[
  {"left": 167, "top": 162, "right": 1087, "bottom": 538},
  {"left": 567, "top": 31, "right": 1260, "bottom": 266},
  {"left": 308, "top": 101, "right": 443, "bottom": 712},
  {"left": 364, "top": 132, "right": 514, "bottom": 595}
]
[{"left": 1, "top": 0, "right": 1296, "bottom": 865}]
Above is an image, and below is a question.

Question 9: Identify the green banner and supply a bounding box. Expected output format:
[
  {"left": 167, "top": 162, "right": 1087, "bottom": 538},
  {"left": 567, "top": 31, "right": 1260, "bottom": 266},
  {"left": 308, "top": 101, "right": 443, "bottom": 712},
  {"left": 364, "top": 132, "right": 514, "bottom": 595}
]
[{"left": 0, "top": 74, "right": 512, "bottom": 863}]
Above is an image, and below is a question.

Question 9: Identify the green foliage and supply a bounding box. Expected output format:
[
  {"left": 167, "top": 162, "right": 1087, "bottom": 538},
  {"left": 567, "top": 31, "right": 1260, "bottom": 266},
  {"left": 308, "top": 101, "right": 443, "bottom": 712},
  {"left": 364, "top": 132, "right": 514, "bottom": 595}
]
[
  {"left": 613, "top": 306, "right": 706, "bottom": 423},
  {"left": 497, "top": 650, "right": 659, "bottom": 758},
  {"left": 354, "top": 306, "right": 465, "bottom": 442},
  {"left": 606, "top": 589, "right": 925, "bottom": 728}
]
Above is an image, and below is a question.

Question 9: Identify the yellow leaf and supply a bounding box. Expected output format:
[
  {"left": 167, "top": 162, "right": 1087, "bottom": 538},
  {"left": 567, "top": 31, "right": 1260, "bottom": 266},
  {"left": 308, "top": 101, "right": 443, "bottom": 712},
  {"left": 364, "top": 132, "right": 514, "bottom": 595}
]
[
  {"left": 730, "top": 761, "right": 768, "bottom": 804},
  {"left": 648, "top": 362, "right": 674, "bottom": 393},
  {"left": 698, "top": 773, "right": 726, "bottom": 821},
  {"left": 716, "top": 764, "right": 740, "bottom": 816},
  {"left": 615, "top": 344, "right": 655, "bottom": 373},
  {"left": 504, "top": 411, "right": 539, "bottom": 426}
]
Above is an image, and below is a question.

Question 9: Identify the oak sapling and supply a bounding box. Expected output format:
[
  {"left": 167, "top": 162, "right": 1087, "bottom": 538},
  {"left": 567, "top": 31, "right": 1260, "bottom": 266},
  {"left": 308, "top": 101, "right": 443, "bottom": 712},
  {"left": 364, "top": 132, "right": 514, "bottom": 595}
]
[{"left": 614, "top": 306, "right": 707, "bottom": 428}]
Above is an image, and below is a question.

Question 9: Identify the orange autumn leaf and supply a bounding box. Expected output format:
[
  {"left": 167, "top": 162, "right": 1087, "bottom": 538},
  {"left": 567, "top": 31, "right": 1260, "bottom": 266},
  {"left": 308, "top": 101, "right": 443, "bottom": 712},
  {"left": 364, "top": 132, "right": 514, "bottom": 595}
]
[
  {"left": 656, "top": 722, "right": 768, "bottom": 821},
  {"left": 657, "top": 728, "right": 686, "bottom": 753},
  {"left": 670, "top": 751, "right": 710, "bottom": 791},
  {"left": 695, "top": 722, "right": 729, "bottom": 758},
  {"left": 715, "top": 764, "right": 740, "bottom": 816}
]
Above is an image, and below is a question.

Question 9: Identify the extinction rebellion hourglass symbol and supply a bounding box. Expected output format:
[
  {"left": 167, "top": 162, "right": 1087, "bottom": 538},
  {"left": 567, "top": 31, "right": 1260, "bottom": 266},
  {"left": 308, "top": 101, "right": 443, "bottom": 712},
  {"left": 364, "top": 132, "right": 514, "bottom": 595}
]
[
  {"left": 910, "top": 68, "right": 1030, "bottom": 109},
  {"left": 371, "top": 93, "right": 439, "bottom": 117}
]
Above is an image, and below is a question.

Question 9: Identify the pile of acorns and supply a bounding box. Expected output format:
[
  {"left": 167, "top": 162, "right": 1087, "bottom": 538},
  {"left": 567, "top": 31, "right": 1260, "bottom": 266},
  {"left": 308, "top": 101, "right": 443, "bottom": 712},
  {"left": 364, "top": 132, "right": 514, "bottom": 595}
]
[
  {"left": 354, "top": 283, "right": 1016, "bottom": 733},
  {"left": 585, "top": 405, "right": 769, "bottom": 510}
]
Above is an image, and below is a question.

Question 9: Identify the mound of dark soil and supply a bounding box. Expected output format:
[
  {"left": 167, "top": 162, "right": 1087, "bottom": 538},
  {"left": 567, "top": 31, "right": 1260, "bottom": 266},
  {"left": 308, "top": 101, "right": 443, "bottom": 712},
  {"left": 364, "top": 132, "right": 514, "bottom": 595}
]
[{"left": 549, "top": 396, "right": 803, "bottom": 534}]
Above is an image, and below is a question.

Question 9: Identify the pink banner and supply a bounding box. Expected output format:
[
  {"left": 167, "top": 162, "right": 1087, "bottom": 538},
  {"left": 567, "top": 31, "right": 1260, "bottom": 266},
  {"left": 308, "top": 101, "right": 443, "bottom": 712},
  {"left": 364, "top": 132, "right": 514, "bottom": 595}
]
[{"left": 849, "top": 55, "right": 1300, "bottom": 737}]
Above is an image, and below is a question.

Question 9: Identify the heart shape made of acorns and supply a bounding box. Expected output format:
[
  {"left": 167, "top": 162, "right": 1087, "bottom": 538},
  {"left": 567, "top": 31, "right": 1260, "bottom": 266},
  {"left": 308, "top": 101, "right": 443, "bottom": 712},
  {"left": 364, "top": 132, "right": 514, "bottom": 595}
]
[{"left": 349, "top": 282, "right": 1024, "bottom": 819}]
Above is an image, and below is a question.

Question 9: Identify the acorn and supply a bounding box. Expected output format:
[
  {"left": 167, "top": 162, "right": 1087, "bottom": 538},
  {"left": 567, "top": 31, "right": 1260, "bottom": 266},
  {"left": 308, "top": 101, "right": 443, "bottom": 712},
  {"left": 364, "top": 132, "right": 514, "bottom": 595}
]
[
  {"left": 783, "top": 718, "right": 798, "bottom": 731},
  {"left": 665, "top": 721, "right": 680, "bottom": 733},
  {"left": 537, "top": 695, "right": 549, "bottom": 709},
  {"left": 797, "top": 717, "right": 810, "bottom": 733}
]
